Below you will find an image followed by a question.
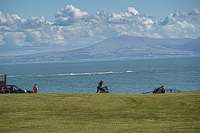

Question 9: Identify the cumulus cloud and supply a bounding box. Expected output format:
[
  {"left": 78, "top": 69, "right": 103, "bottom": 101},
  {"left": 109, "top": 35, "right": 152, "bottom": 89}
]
[
  {"left": 126, "top": 7, "right": 139, "bottom": 15},
  {"left": 173, "top": 8, "right": 200, "bottom": 17},
  {"left": 107, "top": 7, "right": 140, "bottom": 24},
  {"left": 3, "top": 32, "right": 32, "bottom": 46},
  {"left": 55, "top": 5, "right": 88, "bottom": 26},
  {"left": 0, "top": 5, "right": 200, "bottom": 55},
  {"left": 0, "top": 11, "right": 21, "bottom": 26},
  {"left": 190, "top": 8, "right": 200, "bottom": 15},
  {"left": 22, "top": 16, "right": 52, "bottom": 29},
  {"left": 54, "top": 5, "right": 141, "bottom": 25},
  {"left": 161, "top": 8, "right": 200, "bottom": 28},
  {"left": 0, "top": 34, "right": 5, "bottom": 45},
  {"left": 161, "top": 13, "right": 177, "bottom": 26}
]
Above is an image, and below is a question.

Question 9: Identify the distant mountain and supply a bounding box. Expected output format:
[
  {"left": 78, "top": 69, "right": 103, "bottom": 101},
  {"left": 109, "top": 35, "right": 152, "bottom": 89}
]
[{"left": 0, "top": 35, "right": 200, "bottom": 64}]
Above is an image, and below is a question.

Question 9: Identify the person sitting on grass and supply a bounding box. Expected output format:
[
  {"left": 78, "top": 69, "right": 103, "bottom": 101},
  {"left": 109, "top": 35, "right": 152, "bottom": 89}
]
[{"left": 153, "top": 85, "right": 165, "bottom": 93}]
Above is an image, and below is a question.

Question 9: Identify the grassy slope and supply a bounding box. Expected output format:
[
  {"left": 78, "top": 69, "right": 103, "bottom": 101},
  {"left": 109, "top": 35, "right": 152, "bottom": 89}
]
[{"left": 0, "top": 92, "right": 199, "bottom": 133}]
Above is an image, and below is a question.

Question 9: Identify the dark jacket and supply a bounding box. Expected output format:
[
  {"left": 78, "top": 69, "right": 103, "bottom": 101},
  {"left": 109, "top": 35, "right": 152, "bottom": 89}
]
[{"left": 96, "top": 81, "right": 103, "bottom": 93}]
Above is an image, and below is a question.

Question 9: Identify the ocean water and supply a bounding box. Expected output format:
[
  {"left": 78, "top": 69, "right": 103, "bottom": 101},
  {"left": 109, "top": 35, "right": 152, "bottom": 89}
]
[{"left": 0, "top": 57, "right": 200, "bottom": 93}]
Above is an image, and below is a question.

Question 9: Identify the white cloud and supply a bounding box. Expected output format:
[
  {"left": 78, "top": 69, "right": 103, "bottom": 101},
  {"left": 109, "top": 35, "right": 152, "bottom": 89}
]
[
  {"left": 177, "top": 21, "right": 195, "bottom": 32},
  {"left": 173, "top": 8, "right": 200, "bottom": 17},
  {"left": 55, "top": 5, "right": 88, "bottom": 26},
  {"left": 189, "top": 8, "right": 200, "bottom": 15},
  {"left": 3, "top": 32, "right": 32, "bottom": 46},
  {"left": 56, "top": 5, "right": 88, "bottom": 18},
  {"left": 54, "top": 6, "right": 140, "bottom": 25},
  {"left": 142, "top": 18, "right": 154, "bottom": 25},
  {"left": 0, "top": 34, "right": 5, "bottom": 45},
  {"left": 0, "top": 11, "right": 21, "bottom": 26},
  {"left": 0, "top": 6, "right": 200, "bottom": 55},
  {"left": 126, "top": 7, "right": 139, "bottom": 15},
  {"left": 161, "top": 13, "right": 177, "bottom": 25},
  {"left": 25, "top": 30, "right": 42, "bottom": 43}
]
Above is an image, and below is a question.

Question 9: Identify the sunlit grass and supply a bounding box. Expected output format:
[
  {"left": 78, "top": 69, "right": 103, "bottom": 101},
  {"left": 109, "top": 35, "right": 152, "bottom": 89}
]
[{"left": 0, "top": 92, "right": 200, "bottom": 133}]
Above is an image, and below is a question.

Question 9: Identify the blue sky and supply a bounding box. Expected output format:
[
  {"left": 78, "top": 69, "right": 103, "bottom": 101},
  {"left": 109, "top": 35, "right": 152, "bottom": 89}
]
[{"left": 0, "top": 0, "right": 200, "bottom": 55}]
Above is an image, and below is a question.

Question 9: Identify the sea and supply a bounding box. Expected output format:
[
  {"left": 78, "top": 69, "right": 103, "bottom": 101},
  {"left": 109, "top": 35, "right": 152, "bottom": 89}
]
[{"left": 0, "top": 57, "right": 200, "bottom": 93}]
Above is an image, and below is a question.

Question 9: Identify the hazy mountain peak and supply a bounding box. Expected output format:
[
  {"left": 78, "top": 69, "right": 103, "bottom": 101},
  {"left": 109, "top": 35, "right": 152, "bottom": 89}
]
[{"left": 0, "top": 36, "right": 199, "bottom": 64}]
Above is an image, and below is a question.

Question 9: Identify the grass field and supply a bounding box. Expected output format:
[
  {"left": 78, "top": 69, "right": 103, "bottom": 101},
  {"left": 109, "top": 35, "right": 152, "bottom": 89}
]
[{"left": 0, "top": 92, "right": 200, "bottom": 133}]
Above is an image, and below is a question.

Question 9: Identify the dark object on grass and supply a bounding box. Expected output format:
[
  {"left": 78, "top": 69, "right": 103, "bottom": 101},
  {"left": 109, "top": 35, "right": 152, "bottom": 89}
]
[
  {"left": 153, "top": 88, "right": 165, "bottom": 94},
  {"left": 0, "top": 85, "right": 33, "bottom": 94},
  {"left": 143, "top": 89, "right": 181, "bottom": 94},
  {"left": 100, "top": 86, "right": 109, "bottom": 93}
]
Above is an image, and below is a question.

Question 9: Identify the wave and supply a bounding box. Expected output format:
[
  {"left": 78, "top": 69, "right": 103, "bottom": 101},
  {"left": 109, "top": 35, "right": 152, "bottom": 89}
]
[
  {"left": 57, "top": 71, "right": 134, "bottom": 76},
  {"left": 7, "top": 71, "right": 134, "bottom": 78},
  {"left": 58, "top": 72, "right": 119, "bottom": 76},
  {"left": 126, "top": 71, "right": 133, "bottom": 73}
]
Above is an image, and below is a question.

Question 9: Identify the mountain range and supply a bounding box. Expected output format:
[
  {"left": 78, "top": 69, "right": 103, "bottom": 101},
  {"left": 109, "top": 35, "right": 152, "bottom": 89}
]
[{"left": 0, "top": 35, "right": 200, "bottom": 64}]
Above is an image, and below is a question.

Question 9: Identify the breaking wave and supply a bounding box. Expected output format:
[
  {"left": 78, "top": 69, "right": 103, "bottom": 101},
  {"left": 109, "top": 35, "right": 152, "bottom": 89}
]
[
  {"left": 7, "top": 71, "right": 134, "bottom": 77},
  {"left": 57, "top": 71, "right": 133, "bottom": 76}
]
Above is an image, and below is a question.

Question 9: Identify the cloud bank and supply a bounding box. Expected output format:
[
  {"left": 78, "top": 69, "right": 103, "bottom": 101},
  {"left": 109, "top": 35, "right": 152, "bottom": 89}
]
[{"left": 0, "top": 5, "right": 200, "bottom": 55}]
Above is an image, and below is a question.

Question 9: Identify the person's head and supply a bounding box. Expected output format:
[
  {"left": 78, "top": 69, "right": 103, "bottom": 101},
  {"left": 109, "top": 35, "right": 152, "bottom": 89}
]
[
  {"left": 101, "top": 80, "right": 103, "bottom": 83},
  {"left": 35, "top": 84, "right": 36, "bottom": 86}
]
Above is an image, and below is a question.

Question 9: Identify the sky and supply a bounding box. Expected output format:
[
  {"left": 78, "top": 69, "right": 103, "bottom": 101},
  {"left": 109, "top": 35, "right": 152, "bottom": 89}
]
[{"left": 0, "top": 0, "right": 200, "bottom": 55}]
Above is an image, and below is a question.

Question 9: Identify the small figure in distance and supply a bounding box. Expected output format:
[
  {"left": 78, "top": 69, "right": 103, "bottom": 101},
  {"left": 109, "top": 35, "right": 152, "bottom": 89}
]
[
  {"left": 33, "top": 84, "right": 38, "bottom": 93},
  {"left": 96, "top": 80, "right": 103, "bottom": 93},
  {"left": 153, "top": 85, "right": 165, "bottom": 94},
  {"left": 160, "top": 85, "right": 165, "bottom": 93}
]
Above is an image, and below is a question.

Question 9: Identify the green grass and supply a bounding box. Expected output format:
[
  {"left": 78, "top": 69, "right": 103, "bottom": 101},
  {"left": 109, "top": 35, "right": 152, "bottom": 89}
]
[{"left": 0, "top": 92, "right": 200, "bottom": 133}]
